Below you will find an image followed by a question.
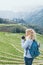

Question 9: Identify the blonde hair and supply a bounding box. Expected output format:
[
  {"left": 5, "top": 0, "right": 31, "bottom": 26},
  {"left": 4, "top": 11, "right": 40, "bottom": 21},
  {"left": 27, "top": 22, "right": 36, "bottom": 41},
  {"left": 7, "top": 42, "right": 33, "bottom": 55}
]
[{"left": 25, "top": 29, "right": 36, "bottom": 40}]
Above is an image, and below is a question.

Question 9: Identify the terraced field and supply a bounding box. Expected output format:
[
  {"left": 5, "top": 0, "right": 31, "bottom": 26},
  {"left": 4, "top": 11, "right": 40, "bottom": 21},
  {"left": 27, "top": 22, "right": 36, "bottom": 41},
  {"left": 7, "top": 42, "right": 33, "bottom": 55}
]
[{"left": 0, "top": 32, "right": 43, "bottom": 65}]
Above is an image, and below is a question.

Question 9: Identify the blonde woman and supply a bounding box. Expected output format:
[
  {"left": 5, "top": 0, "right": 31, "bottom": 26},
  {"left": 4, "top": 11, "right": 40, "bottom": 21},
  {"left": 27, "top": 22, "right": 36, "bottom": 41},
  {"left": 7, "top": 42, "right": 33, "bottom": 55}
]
[{"left": 21, "top": 29, "right": 40, "bottom": 65}]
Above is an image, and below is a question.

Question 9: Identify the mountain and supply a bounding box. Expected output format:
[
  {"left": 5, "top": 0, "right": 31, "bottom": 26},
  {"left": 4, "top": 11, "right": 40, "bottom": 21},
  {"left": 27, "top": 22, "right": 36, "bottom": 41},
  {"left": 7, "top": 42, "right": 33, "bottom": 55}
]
[
  {"left": 23, "top": 7, "right": 43, "bottom": 34},
  {"left": 0, "top": 7, "right": 43, "bottom": 27},
  {"left": 0, "top": 7, "right": 43, "bottom": 34},
  {"left": 24, "top": 8, "right": 43, "bottom": 27}
]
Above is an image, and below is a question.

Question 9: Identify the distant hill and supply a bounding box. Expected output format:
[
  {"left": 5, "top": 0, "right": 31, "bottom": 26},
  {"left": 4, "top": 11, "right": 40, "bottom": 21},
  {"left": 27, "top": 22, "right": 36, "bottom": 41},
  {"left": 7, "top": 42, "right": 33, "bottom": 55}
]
[
  {"left": 0, "top": 24, "right": 26, "bottom": 33},
  {"left": 0, "top": 7, "right": 43, "bottom": 27},
  {"left": 0, "top": 18, "right": 26, "bottom": 24},
  {"left": 0, "top": 7, "right": 43, "bottom": 34},
  {"left": 24, "top": 8, "right": 43, "bottom": 27},
  {"left": 23, "top": 7, "right": 43, "bottom": 34}
]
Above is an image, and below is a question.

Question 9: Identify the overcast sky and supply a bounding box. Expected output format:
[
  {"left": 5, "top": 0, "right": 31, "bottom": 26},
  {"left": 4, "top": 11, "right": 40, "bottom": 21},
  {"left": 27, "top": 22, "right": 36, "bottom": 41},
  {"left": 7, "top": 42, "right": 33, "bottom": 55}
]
[{"left": 0, "top": 0, "right": 43, "bottom": 12}]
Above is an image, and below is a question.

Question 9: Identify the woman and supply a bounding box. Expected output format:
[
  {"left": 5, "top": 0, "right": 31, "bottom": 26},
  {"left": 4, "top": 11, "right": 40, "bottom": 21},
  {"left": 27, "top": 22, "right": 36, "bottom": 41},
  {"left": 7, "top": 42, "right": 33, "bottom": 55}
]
[{"left": 21, "top": 29, "right": 37, "bottom": 65}]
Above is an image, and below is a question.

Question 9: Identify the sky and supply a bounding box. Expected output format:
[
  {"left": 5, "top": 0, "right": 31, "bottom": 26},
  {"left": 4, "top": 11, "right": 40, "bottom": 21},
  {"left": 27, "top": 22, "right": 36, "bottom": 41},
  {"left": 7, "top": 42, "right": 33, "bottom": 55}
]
[{"left": 0, "top": 0, "right": 43, "bottom": 12}]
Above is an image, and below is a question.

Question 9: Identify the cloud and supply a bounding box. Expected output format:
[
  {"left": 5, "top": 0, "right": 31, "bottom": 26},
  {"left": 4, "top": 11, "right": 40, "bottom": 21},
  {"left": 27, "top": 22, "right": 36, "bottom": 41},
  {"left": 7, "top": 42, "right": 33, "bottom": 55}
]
[{"left": 0, "top": 0, "right": 43, "bottom": 12}]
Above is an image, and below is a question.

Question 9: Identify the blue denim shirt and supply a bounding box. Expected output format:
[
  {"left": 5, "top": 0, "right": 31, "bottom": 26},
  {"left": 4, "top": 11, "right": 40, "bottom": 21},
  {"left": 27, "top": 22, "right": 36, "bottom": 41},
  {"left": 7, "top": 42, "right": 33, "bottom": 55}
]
[{"left": 21, "top": 39, "right": 33, "bottom": 58}]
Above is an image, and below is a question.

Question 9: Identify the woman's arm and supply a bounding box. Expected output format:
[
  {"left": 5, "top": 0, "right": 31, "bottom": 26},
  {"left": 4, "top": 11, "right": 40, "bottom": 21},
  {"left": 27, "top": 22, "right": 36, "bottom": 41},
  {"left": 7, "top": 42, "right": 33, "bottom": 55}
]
[{"left": 21, "top": 39, "right": 31, "bottom": 49}]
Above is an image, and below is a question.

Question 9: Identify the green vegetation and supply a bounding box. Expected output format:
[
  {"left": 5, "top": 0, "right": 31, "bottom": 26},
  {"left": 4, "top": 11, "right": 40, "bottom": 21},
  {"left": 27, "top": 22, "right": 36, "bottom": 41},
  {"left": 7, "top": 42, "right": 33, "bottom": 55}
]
[
  {"left": 0, "top": 17, "right": 43, "bottom": 34},
  {"left": 0, "top": 24, "right": 26, "bottom": 33},
  {"left": 0, "top": 32, "right": 43, "bottom": 65}
]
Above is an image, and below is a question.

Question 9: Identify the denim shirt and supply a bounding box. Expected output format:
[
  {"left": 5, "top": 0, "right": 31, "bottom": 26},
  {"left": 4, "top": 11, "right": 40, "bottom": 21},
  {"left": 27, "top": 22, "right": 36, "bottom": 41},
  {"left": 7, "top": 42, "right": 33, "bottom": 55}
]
[{"left": 21, "top": 39, "right": 33, "bottom": 58}]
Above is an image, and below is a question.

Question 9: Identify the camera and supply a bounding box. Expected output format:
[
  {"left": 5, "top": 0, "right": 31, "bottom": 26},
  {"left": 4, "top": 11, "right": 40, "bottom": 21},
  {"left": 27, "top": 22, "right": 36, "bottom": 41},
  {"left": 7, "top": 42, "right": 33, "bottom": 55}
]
[{"left": 21, "top": 36, "right": 25, "bottom": 39}]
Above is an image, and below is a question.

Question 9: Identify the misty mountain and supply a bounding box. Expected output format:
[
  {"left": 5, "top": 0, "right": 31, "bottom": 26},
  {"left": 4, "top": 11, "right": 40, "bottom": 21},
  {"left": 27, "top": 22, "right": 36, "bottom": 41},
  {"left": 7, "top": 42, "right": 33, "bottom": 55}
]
[
  {"left": 24, "top": 8, "right": 43, "bottom": 27},
  {"left": 0, "top": 7, "right": 43, "bottom": 27},
  {"left": 0, "top": 7, "right": 43, "bottom": 34}
]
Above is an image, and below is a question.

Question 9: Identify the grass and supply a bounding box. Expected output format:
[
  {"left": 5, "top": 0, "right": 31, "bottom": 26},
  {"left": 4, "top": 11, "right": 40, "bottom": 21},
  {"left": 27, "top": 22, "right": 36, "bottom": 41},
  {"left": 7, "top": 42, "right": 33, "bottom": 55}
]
[{"left": 0, "top": 32, "right": 43, "bottom": 65}]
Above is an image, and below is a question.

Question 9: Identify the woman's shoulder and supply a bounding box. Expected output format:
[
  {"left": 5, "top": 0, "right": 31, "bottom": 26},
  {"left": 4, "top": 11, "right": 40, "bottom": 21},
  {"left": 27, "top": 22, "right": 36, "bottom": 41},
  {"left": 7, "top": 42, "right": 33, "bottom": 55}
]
[
  {"left": 26, "top": 39, "right": 33, "bottom": 42},
  {"left": 26, "top": 39, "right": 33, "bottom": 45}
]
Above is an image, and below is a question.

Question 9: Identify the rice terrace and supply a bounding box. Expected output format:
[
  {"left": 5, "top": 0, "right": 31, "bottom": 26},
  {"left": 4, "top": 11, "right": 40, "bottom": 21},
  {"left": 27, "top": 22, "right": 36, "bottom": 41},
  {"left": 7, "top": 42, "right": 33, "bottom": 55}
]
[
  {"left": 0, "top": 24, "right": 43, "bottom": 65},
  {"left": 0, "top": 0, "right": 43, "bottom": 65}
]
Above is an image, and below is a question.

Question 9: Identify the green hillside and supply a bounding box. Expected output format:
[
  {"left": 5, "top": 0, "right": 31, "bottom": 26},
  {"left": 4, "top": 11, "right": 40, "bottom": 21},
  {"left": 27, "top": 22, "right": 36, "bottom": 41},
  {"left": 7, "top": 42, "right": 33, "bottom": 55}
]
[
  {"left": 0, "top": 24, "right": 26, "bottom": 33},
  {"left": 0, "top": 32, "right": 43, "bottom": 65}
]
